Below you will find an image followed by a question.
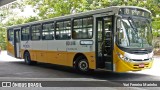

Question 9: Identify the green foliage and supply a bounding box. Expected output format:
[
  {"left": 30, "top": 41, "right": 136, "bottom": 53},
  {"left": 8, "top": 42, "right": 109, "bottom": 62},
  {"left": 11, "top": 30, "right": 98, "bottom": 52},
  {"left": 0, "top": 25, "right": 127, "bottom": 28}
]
[
  {"left": 24, "top": 16, "right": 39, "bottom": 23},
  {"left": 24, "top": 0, "right": 83, "bottom": 19},
  {"left": 0, "top": 0, "right": 40, "bottom": 50},
  {"left": 0, "top": 0, "right": 160, "bottom": 50},
  {"left": 0, "top": 27, "right": 6, "bottom": 50},
  {"left": 152, "top": 17, "right": 160, "bottom": 37}
]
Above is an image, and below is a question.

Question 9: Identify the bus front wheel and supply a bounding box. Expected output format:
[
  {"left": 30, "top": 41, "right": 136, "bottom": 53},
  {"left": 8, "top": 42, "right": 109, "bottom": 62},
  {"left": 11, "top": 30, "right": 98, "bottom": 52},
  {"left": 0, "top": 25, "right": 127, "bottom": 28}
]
[
  {"left": 74, "top": 56, "right": 89, "bottom": 72},
  {"left": 24, "top": 52, "right": 36, "bottom": 65}
]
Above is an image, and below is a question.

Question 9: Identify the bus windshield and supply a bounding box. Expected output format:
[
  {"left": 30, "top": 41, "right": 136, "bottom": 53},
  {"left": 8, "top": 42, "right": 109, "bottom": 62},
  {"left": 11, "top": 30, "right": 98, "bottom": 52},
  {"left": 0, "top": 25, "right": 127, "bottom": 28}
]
[{"left": 117, "top": 17, "right": 152, "bottom": 48}]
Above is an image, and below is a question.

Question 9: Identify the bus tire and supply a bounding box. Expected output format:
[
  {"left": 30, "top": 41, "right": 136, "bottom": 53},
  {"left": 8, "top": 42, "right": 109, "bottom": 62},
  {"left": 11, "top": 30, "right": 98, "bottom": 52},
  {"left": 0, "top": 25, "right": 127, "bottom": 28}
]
[
  {"left": 24, "top": 52, "right": 37, "bottom": 65},
  {"left": 75, "top": 56, "right": 89, "bottom": 72}
]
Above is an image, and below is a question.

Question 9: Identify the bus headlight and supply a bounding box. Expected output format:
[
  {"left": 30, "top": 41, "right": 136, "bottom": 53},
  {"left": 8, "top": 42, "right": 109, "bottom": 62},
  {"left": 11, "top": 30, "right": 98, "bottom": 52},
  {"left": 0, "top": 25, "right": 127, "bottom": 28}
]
[
  {"left": 117, "top": 53, "right": 124, "bottom": 60},
  {"left": 117, "top": 53, "right": 132, "bottom": 62},
  {"left": 124, "top": 57, "right": 132, "bottom": 62}
]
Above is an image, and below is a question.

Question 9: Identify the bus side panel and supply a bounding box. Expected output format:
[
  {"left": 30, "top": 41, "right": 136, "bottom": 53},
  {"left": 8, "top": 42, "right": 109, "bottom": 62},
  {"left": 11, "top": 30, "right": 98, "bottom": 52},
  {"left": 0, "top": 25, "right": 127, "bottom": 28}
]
[
  {"left": 36, "top": 51, "right": 46, "bottom": 62},
  {"left": 21, "top": 38, "right": 96, "bottom": 69},
  {"left": 30, "top": 51, "right": 37, "bottom": 61},
  {"left": 22, "top": 49, "right": 68, "bottom": 66},
  {"left": 20, "top": 49, "right": 24, "bottom": 58},
  {"left": 35, "top": 40, "right": 47, "bottom": 62},
  {"left": 66, "top": 52, "right": 76, "bottom": 67},
  {"left": 7, "top": 41, "right": 15, "bottom": 57},
  {"left": 46, "top": 51, "right": 58, "bottom": 64},
  {"left": 56, "top": 51, "right": 67, "bottom": 65},
  {"left": 84, "top": 52, "right": 96, "bottom": 69},
  {"left": 21, "top": 49, "right": 96, "bottom": 69},
  {"left": 46, "top": 51, "right": 68, "bottom": 66}
]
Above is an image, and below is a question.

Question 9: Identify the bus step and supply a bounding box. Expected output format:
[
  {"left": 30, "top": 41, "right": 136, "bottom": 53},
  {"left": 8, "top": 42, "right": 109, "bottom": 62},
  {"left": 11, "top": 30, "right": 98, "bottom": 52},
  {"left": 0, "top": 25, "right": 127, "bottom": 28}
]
[
  {"left": 97, "top": 68, "right": 112, "bottom": 71},
  {"left": 105, "top": 46, "right": 111, "bottom": 47},
  {"left": 104, "top": 54, "right": 111, "bottom": 57},
  {"left": 105, "top": 62, "right": 112, "bottom": 70},
  {"left": 104, "top": 54, "right": 110, "bottom": 56},
  {"left": 105, "top": 39, "right": 111, "bottom": 40}
]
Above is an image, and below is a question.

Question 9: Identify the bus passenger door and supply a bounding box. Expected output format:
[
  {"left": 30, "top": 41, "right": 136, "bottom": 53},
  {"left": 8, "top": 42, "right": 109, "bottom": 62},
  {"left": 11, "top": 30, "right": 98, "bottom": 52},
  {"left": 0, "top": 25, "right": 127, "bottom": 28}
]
[
  {"left": 96, "top": 16, "right": 114, "bottom": 71},
  {"left": 14, "top": 29, "right": 21, "bottom": 58}
]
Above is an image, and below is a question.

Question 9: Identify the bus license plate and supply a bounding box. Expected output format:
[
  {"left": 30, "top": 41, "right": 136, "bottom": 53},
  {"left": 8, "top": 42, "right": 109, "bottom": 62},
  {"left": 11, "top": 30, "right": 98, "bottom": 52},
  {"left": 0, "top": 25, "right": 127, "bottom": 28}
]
[{"left": 139, "top": 64, "right": 145, "bottom": 68}]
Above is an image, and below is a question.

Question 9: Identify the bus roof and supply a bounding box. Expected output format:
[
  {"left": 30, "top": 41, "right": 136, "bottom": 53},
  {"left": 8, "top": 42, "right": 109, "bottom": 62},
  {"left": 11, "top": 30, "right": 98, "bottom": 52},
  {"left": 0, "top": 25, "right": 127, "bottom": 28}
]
[{"left": 7, "top": 6, "right": 151, "bottom": 29}]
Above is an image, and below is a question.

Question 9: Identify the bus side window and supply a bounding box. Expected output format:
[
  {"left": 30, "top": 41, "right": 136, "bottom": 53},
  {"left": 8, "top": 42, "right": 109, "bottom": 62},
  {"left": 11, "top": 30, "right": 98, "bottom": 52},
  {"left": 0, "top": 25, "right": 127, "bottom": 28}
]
[
  {"left": 8, "top": 29, "right": 14, "bottom": 44},
  {"left": 42, "top": 23, "right": 54, "bottom": 40},
  {"left": 56, "top": 20, "right": 71, "bottom": 40},
  {"left": 31, "top": 24, "right": 41, "bottom": 40},
  {"left": 21, "top": 26, "right": 30, "bottom": 41},
  {"left": 73, "top": 17, "right": 93, "bottom": 39}
]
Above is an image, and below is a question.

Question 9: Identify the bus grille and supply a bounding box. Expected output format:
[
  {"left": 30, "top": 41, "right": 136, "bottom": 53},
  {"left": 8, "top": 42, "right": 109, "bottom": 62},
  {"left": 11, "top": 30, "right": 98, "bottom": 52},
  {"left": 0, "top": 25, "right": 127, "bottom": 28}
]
[
  {"left": 132, "top": 59, "right": 149, "bottom": 61},
  {"left": 131, "top": 50, "right": 148, "bottom": 54}
]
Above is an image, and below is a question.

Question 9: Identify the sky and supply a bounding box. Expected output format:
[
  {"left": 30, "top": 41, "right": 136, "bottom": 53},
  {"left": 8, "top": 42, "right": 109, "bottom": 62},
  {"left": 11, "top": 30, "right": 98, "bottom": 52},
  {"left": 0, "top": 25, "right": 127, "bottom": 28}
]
[
  {"left": 17, "top": 5, "right": 37, "bottom": 17},
  {"left": 1, "top": 4, "right": 37, "bottom": 23}
]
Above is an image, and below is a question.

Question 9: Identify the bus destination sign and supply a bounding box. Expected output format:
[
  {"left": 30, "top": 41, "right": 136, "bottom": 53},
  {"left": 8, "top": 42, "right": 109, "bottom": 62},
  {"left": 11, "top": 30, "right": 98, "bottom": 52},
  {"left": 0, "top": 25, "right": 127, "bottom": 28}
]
[{"left": 119, "top": 8, "right": 151, "bottom": 18}]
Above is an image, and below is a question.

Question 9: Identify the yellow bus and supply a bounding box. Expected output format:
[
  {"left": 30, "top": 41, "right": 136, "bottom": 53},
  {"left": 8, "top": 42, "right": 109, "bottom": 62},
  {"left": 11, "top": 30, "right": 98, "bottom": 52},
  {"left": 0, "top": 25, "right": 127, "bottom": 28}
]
[{"left": 7, "top": 6, "right": 154, "bottom": 72}]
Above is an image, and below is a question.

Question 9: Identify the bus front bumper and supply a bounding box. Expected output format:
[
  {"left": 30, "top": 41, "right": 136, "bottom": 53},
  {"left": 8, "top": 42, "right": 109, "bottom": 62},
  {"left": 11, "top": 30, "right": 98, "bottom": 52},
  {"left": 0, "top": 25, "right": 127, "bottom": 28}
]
[{"left": 115, "top": 58, "right": 153, "bottom": 72}]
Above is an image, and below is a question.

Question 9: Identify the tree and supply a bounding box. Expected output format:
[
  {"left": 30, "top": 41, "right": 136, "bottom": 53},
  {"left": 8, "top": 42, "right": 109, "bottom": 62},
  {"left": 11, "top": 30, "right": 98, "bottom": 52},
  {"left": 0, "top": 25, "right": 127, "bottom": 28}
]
[
  {"left": 24, "top": 0, "right": 83, "bottom": 19},
  {"left": 0, "top": 0, "right": 159, "bottom": 50},
  {"left": 0, "top": 27, "right": 6, "bottom": 50},
  {"left": 0, "top": 0, "right": 40, "bottom": 50}
]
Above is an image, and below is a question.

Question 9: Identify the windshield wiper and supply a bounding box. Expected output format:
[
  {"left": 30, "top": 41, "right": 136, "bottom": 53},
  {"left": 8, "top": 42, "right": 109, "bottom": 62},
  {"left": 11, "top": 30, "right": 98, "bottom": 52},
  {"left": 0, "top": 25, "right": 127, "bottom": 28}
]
[
  {"left": 127, "top": 17, "right": 141, "bottom": 46},
  {"left": 128, "top": 17, "right": 138, "bottom": 32}
]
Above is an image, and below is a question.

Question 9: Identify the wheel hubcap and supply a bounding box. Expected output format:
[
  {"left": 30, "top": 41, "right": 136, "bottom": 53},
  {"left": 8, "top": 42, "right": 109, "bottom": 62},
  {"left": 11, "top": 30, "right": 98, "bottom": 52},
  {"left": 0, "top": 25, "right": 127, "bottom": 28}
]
[{"left": 78, "top": 60, "right": 88, "bottom": 71}]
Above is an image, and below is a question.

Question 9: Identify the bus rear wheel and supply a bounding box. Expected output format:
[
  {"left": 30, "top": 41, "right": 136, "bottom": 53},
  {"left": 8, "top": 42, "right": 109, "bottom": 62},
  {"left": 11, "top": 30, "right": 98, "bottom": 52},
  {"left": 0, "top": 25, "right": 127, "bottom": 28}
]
[
  {"left": 75, "top": 56, "right": 89, "bottom": 72},
  {"left": 24, "top": 52, "right": 36, "bottom": 65}
]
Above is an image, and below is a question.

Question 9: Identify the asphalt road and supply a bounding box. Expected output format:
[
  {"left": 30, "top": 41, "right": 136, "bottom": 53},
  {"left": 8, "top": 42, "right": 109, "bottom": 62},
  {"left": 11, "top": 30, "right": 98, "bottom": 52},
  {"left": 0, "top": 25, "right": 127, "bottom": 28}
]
[{"left": 0, "top": 51, "right": 160, "bottom": 90}]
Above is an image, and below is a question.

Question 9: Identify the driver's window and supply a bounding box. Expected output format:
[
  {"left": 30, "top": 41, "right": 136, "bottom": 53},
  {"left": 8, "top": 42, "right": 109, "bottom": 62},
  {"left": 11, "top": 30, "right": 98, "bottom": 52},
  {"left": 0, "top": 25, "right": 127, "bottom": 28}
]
[{"left": 117, "top": 18, "right": 127, "bottom": 47}]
